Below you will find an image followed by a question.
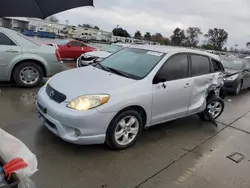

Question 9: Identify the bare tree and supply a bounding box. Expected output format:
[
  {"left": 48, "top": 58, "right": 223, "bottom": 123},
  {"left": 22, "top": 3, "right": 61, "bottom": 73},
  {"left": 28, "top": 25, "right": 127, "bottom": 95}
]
[
  {"left": 186, "top": 27, "right": 202, "bottom": 47},
  {"left": 204, "top": 28, "right": 228, "bottom": 50}
]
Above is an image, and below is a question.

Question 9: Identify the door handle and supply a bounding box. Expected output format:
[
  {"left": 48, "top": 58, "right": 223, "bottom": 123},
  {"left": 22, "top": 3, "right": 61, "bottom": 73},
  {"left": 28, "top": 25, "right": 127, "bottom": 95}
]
[
  {"left": 6, "top": 49, "right": 18, "bottom": 53},
  {"left": 184, "top": 83, "right": 191, "bottom": 88}
]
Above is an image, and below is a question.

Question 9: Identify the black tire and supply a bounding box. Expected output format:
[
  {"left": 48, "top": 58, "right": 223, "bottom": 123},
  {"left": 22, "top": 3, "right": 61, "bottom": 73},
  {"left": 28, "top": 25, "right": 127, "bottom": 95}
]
[
  {"left": 106, "top": 110, "right": 143, "bottom": 150},
  {"left": 13, "top": 62, "right": 43, "bottom": 88},
  {"left": 198, "top": 95, "right": 224, "bottom": 121},
  {"left": 235, "top": 80, "right": 242, "bottom": 95}
]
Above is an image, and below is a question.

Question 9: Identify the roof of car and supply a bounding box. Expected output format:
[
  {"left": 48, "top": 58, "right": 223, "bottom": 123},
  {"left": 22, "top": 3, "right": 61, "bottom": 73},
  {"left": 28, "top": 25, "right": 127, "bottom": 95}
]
[
  {"left": 112, "top": 43, "right": 132, "bottom": 47},
  {"left": 0, "top": 26, "right": 16, "bottom": 33},
  {"left": 126, "top": 44, "right": 221, "bottom": 60}
]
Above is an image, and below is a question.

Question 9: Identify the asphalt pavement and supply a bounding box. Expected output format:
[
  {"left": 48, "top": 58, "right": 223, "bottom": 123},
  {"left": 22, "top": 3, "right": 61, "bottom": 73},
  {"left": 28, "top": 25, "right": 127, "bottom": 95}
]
[{"left": 0, "top": 63, "right": 250, "bottom": 188}]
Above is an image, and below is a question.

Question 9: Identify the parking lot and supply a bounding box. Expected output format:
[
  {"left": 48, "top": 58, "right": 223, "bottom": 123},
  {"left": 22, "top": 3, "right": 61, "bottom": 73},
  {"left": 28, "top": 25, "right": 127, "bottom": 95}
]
[{"left": 0, "top": 61, "right": 250, "bottom": 188}]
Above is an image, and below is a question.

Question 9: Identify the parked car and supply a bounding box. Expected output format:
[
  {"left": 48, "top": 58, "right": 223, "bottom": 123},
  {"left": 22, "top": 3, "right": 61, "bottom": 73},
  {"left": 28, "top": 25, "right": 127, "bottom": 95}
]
[
  {"left": 36, "top": 46, "right": 225, "bottom": 149},
  {"left": 222, "top": 58, "right": 250, "bottom": 95},
  {"left": 77, "top": 43, "right": 130, "bottom": 67},
  {"left": 0, "top": 27, "right": 62, "bottom": 87},
  {"left": 48, "top": 40, "right": 95, "bottom": 60}
]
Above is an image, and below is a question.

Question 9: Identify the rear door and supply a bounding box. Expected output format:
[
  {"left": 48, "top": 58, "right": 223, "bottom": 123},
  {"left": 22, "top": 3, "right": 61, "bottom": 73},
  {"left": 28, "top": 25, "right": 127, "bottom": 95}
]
[
  {"left": 187, "top": 54, "right": 215, "bottom": 115},
  {"left": 0, "top": 32, "right": 21, "bottom": 80},
  {"left": 151, "top": 53, "right": 193, "bottom": 124}
]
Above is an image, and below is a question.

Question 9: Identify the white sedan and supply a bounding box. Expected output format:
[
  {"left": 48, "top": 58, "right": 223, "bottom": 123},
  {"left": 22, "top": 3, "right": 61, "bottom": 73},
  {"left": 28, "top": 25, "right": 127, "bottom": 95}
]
[{"left": 77, "top": 43, "right": 130, "bottom": 67}]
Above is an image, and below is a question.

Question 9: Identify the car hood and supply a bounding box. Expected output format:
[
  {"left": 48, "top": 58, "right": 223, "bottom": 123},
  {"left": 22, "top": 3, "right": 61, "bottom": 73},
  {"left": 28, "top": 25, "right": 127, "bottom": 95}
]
[
  {"left": 82, "top": 51, "right": 111, "bottom": 58},
  {"left": 49, "top": 66, "right": 136, "bottom": 102}
]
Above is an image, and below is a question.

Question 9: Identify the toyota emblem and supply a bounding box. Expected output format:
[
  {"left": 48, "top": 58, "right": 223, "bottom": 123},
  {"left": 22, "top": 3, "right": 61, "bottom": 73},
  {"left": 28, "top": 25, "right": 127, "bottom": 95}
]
[{"left": 49, "top": 90, "right": 55, "bottom": 98}]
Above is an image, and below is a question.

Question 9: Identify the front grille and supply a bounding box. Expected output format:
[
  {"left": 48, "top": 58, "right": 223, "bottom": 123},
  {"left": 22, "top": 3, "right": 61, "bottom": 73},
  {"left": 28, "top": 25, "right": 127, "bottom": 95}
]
[{"left": 46, "top": 84, "right": 66, "bottom": 103}]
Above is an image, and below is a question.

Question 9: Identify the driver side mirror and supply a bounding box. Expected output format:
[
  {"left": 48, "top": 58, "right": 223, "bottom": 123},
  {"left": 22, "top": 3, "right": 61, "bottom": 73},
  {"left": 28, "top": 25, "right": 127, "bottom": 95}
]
[
  {"left": 67, "top": 43, "right": 72, "bottom": 48},
  {"left": 153, "top": 76, "right": 167, "bottom": 84}
]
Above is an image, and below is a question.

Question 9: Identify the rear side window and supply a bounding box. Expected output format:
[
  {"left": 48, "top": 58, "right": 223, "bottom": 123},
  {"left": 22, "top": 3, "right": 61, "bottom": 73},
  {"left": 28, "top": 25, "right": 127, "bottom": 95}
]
[
  {"left": 157, "top": 54, "right": 188, "bottom": 81},
  {"left": 0, "top": 33, "right": 16, "bottom": 46},
  {"left": 211, "top": 59, "right": 224, "bottom": 72},
  {"left": 69, "top": 41, "right": 82, "bottom": 47},
  {"left": 191, "top": 54, "right": 210, "bottom": 76}
]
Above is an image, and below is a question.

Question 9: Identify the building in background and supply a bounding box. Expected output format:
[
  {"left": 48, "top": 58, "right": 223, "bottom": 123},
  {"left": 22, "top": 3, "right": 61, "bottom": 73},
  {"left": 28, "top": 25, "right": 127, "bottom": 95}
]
[{"left": 1, "top": 17, "right": 29, "bottom": 32}]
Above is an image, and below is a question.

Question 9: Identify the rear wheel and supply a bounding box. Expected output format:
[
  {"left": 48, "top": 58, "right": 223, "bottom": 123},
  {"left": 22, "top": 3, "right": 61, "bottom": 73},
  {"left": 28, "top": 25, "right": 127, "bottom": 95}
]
[
  {"left": 106, "top": 110, "right": 143, "bottom": 150},
  {"left": 13, "top": 62, "right": 43, "bottom": 87},
  {"left": 198, "top": 95, "right": 224, "bottom": 121}
]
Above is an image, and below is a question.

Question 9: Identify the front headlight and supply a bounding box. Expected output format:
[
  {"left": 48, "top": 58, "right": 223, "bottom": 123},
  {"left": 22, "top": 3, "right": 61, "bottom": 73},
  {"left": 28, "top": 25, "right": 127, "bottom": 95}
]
[
  {"left": 225, "top": 74, "right": 238, "bottom": 81},
  {"left": 67, "top": 94, "right": 110, "bottom": 111}
]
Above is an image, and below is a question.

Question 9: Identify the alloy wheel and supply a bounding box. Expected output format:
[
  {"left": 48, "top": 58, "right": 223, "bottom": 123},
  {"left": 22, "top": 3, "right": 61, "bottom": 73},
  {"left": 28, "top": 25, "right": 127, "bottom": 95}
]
[
  {"left": 19, "top": 66, "right": 39, "bottom": 85},
  {"left": 207, "top": 101, "right": 223, "bottom": 119},
  {"left": 114, "top": 116, "right": 139, "bottom": 146}
]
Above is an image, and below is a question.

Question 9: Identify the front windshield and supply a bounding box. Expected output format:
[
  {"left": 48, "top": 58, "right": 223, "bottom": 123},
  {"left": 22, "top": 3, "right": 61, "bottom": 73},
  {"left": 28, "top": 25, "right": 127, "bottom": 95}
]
[
  {"left": 99, "top": 48, "right": 165, "bottom": 79},
  {"left": 101, "top": 45, "right": 123, "bottom": 53},
  {"left": 222, "top": 60, "right": 244, "bottom": 70}
]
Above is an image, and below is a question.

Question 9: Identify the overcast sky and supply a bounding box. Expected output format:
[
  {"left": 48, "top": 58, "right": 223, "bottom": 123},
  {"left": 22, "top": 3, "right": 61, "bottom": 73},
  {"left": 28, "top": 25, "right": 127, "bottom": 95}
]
[{"left": 56, "top": 0, "right": 250, "bottom": 48}]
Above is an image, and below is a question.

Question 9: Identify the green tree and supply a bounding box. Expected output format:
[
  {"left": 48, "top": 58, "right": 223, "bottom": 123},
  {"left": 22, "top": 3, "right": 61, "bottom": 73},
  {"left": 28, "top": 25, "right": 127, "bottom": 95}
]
[
  {"left": 94, "top": 26, "right": 100, "bottom": 30},
  {"left": 163, "top": 37, "right": 170, "bottom": 45},
  {"left": 134, "top": 31, "right": 142, "bottom": 39},
  {"left": 151, "top": 33, "right": 163, "bottom": 43},
  {"left": 171, "top": 28, "right": 186, "bottom": 46},
  {"left": 186, "top": 27, "right": 202, "bottom": 47},
  {"left": 144, "top": 32, "right": 151, "bottom": 41},
  {"left": 112, "top": 27, "right": 130, "bottom": 37},
  {"left": 204, "top": 28, "right": 228, "bottom": 50},
  {"left": 223, "top": 47, "right": 228, "bottom": 51},
  {"left": 201, "top": 43, "right": 215, "bottom": 50}
]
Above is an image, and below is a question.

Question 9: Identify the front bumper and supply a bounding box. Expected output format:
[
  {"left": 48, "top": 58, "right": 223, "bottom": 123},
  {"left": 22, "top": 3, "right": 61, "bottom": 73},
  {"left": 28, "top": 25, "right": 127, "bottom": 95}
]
[{"left": 36, "top": 87, "right": 116, "bottom": 145}]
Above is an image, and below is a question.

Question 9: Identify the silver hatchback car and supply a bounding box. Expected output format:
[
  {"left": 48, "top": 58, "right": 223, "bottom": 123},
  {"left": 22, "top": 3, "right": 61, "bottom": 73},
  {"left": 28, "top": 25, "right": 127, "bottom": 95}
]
[{"left": 36, "top": 45, "right": 225, "bottom": 149}]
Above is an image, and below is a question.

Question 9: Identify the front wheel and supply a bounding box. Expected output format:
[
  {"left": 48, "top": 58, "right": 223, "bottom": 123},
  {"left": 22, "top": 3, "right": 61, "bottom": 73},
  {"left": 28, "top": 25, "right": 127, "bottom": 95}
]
[
  {"left": 235, "top": 81, "right": 242, "bottom": 95},
  {"left": 106, "top": 110, "right": 143, "bottom": 150},
  {"left": 198, "top": 95, "right": 224, "bottom": 121}
]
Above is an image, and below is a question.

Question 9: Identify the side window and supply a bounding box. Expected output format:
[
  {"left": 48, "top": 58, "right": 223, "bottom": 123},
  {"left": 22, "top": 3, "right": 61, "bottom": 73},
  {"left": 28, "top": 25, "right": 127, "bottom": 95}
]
[
  {"left": 0, "top": 33, "right": 16, "bottom": 46},
  {"left": 157, "top": 54, "right": 188, "bottom": 81},
  {"left": 69, "top": 41, "right": 81, "bottom": 47},
  {"left": 191, "top": 54, "right": 210, "bottom": 76},
  {"left": 211, "top": 59, "right": 224, "bottom": 72}
]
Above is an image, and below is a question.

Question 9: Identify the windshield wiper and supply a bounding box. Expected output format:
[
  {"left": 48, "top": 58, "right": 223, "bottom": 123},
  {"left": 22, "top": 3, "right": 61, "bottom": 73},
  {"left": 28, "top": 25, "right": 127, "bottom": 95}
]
[
  {"left": 107, "top": 67, "right": 131, "bottom": 78},
  {"left": 93, "top": 62, "right": 111, "bottom": 73}
]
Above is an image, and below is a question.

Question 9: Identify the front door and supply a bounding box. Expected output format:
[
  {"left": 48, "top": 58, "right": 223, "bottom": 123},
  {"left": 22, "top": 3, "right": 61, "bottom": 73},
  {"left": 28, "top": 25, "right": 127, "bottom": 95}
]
[
  {"left": 151, "top": 54, "right": 192, "bottom": 124},
  {"left": 0, "top": 32, "right": 21, "bottom": 80},
  {"left": 68, "top": 41, "right": 83, "bottom": 59}
]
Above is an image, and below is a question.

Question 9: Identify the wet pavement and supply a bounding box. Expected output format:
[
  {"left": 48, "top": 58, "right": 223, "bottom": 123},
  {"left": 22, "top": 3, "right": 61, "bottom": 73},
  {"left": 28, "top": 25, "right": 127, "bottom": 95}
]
[{"left": 1, "top": 70, "right": 250, "bottom": 188}]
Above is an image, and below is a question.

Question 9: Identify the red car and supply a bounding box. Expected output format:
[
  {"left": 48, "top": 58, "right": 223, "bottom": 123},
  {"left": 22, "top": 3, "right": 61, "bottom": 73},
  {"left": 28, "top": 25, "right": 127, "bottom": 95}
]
[{"left": 51, "top": 40, "right": 95, "bottom": 60}]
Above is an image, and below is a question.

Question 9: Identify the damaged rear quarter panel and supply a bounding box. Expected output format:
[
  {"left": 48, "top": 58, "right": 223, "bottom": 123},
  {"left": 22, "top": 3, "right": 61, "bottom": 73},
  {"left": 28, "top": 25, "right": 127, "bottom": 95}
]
[{"left": 187, "top": 72, "right": 222, "bottom": 115}]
